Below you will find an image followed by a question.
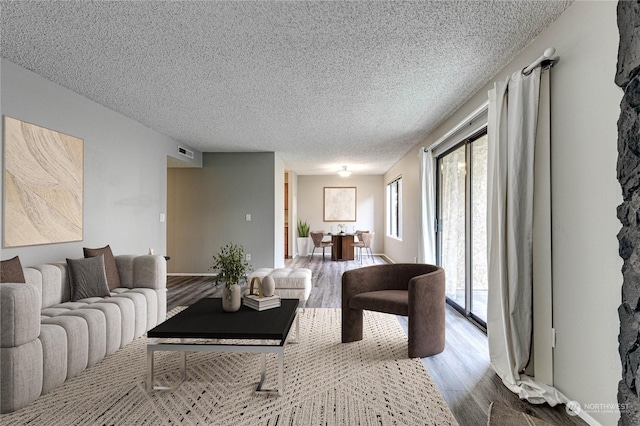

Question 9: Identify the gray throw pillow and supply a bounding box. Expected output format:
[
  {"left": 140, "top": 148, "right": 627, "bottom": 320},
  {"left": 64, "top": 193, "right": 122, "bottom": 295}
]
[{"left": 67, "top": 255, "right": 111, "bottom": 301}]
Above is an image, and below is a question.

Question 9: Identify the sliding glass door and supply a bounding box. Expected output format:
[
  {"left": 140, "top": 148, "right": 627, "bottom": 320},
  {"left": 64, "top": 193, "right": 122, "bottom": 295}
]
[
  {"left": 438, "top": 145, "right": 466, "bottom": 309},
  {"left": 437, "top": 129, "right": 488, "bottom": 327}
]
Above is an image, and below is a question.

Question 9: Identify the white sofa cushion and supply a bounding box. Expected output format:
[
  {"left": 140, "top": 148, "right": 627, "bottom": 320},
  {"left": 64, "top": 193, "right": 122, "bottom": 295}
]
[
  {"left": 0, "top": 283, "right": 41, "bottom": 347},
  {"left": 36, "top": 264, "right": 67, "bottom": 309},
  {"left": 81, "top": 303, "right": 121, "bottom": 356},
  {"left": 0, "top": 340, "right": 42, "bottom": 413},
  {"left": 99, "top": 297, "right": 135, "bottom": 348},
  {"left": 41, "top": 315, "right": 88, "bottom": 380},
  {"left": 269, "top": 268, "right": 312, "bottom": 290},
  {"left": 111, "top": 290, "right": 147, "bottom": 338},
  {"left": 248, "top": 268, "right": 312, "bottom": 305},
  {"left": 39, "top": 323, "right": 67, "bottom": 395}
]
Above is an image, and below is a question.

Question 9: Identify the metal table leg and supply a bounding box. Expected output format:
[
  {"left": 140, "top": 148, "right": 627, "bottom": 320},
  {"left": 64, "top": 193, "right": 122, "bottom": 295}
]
[
  {"left": 147, "top": 340, "right": 187, "bottom": 391},
  {"left": 255, "top": 348, "right": 284, "bottom": 395}
]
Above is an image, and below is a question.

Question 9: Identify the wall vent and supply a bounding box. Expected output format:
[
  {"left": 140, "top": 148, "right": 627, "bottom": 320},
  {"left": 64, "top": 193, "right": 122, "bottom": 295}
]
[{"left": 178, "top": 145, "right": 194, "bottom": 159}]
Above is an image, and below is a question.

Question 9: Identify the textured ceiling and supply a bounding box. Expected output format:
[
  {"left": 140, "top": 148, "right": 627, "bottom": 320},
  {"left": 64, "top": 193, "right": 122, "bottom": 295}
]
[{"left": 0, "top": 1, "right": 572, "bottom": 175}]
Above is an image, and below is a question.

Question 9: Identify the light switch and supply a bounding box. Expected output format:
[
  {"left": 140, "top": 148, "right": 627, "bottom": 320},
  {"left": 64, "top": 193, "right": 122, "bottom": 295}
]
[
  {"left": 160, "top": 213, "right": 165, "bottom": 223},
  {"left": 246, "top": 214, "right": 252, "bottom": 222}
]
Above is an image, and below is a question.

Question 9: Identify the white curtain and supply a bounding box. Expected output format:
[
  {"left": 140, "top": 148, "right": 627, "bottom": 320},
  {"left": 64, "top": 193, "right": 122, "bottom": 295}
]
[
  {"left": 418, "top": 148, "right": 436, "bottom": 264},
  {"left": 486, "top": 67, "right": 565, "bottom": 405}
]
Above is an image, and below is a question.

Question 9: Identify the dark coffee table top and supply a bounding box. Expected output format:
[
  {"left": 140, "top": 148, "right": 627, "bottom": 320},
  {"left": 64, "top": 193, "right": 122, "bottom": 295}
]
[{"left": 148, "top": 298, "right": 299, "bottom": 342}]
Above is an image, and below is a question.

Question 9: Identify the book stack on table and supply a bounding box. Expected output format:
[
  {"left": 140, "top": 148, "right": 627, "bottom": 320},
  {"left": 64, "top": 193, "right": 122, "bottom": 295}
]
[{"left": 243, "top": 294, "right": 281, "bottom": 311}]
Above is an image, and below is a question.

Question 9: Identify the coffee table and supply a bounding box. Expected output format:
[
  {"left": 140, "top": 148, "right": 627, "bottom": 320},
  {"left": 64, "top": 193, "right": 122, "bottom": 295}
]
[{"left": 146, "top": 298, "right": 299, "bottom": 396}]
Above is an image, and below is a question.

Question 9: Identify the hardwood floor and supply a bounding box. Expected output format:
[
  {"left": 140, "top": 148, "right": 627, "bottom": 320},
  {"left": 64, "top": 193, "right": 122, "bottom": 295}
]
[{"left": 166, "top": 255, "right": 586, "bottom": 426}]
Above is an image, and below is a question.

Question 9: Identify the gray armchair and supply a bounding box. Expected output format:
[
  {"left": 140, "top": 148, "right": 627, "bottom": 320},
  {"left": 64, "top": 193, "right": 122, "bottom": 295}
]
[{"left": 341, "top": 263, "right": 446, "bottom": 358}]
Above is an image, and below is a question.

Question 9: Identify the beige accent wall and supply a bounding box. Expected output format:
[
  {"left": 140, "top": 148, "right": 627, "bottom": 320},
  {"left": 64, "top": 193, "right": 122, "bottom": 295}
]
[
  {"left": 384, "top": 1, "right": 622, "bottom": 425},
  {"left": 297, "top": 174, "right": 385, "bottom": 255}
]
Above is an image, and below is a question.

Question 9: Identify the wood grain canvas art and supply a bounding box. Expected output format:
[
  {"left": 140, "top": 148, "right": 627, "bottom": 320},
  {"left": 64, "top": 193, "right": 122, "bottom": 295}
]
[
  {"left": 3, "top": 116, "right": 83, "bottom": 247},
  {"left": 324, "top": 186, "right": 357, "bottom": 222}
]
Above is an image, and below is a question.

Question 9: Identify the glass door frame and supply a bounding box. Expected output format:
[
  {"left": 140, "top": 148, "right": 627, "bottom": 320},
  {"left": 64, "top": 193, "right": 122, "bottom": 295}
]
[{"left": 435, "top": 127, "right": 488, "bottom": 330}]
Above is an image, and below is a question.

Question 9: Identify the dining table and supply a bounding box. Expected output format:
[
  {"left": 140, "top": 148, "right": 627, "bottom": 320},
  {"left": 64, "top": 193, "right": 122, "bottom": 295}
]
[{"left": 328, "top": 233, "right": 355, "bottom": 261}]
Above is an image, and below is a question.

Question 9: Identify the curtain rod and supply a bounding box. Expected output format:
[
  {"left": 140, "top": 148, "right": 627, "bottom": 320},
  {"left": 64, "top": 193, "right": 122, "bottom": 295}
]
[
  {"left": 423, "top": 100, "right": 489, "bottom": 153},
  {"left": 423, "top": 47, "right": 558, "bottom": 153},
  {"left": 522, "top": 47, "right": 558, "bottom": 75}
]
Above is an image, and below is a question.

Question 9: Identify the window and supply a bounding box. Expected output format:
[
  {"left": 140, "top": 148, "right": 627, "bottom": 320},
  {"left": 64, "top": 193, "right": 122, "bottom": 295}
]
[
  {"left": 436, "top": 129, "right": 488, "bottom": 327},
  {"left": 387, "top": 177, "right": 402, "bottom": 239}
]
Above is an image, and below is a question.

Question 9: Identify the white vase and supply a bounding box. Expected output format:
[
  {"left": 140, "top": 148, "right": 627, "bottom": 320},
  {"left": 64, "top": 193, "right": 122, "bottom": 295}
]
[
  {"left": 262, "top": 275, "right": 276, "bottom": 297},
  {"left": 297, "top": 237, "right": 309, "bottom": 256},
  {"left": 222, "top": 283, "right": 241, "bottom": 312}
]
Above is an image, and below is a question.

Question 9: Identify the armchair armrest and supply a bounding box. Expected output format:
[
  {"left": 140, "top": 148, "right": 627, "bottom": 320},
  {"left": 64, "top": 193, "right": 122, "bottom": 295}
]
[
  {"left": 407, "top": 266, "right": 446, "bottom": 357},
  {"left": 408, "top": 267, "right": 446, "bottom": 318}
]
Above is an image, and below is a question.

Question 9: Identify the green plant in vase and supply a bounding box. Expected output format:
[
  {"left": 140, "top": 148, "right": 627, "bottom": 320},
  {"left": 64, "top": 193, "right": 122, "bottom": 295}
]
[
  {"left": 297, "top": 220, "right": 310, "bottom": 256},
  {"left": 211, "top": 243, "right": 252, "bottom": 312},
  {"left": 297, "top": 220, "right": 310, "bottom": 237}
]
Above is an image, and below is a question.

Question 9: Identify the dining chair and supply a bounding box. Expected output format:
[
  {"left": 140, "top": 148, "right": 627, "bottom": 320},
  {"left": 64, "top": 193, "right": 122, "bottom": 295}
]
[
  {"left": 310, "top": 231, "right": 333, "bottom": 260},
  {"left": 352, "top": 231, "right": 374, "bottom": 263},
  {"left": 354, "top": 230, "right": 368, "bottom": 243}
]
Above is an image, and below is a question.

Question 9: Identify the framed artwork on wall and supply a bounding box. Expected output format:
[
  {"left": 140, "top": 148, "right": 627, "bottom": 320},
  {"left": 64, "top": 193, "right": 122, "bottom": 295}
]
[
  {"left": 3, "top": 116, "right": 84, "bottom": 247},
  {"left": 323, "top": 186, "right": 357, "bottom": 222}
]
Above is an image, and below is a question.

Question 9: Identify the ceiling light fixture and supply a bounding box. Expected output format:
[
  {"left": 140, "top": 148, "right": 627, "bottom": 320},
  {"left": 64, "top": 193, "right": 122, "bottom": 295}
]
[{"left": 338, "top": 165, "right": 352, "bottom": 177}]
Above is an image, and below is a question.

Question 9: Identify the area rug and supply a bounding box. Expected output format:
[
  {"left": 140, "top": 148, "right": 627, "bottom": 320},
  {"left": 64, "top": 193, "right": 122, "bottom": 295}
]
[
  {"left": 488, "top": 401, "right": 554, "bottom": 426},
  {"left": 1, "top": 308, "right": 457, "bottom": 425}
]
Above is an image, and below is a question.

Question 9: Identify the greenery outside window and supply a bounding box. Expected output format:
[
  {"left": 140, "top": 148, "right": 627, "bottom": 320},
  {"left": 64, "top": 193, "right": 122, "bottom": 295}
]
[{"left": 436, "top": 128, "right": 488, "bottom": 328}]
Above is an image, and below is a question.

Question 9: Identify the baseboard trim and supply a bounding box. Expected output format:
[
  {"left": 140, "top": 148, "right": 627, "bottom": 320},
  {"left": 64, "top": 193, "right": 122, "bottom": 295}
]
[
  {"left": 575, "top": 406, "right": 604, "bottom": 426},
  {"left": 380, "top": 254, "right": 395, "bottom": 263},
  {"left": 167, "top": 272, "right": 217, "bottom": 277}
]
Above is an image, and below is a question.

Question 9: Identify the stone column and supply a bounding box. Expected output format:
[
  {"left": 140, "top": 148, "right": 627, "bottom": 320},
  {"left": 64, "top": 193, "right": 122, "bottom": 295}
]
[{"left": 616, "top": 1, "right": 640, "bottom": 425}]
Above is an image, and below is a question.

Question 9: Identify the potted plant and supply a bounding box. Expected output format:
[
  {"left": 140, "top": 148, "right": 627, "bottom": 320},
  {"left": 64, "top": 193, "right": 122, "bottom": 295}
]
[
  {"left": 297, "top": 220, "right": 310, "bottom": 256},
  {"left": 211, "top": 243, "right": 251, "bottom": 312}
]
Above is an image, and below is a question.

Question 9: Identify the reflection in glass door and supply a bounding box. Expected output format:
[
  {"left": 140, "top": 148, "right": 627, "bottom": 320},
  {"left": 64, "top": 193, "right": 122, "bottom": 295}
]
[
  {"left": 471, "top": 136, "right": 488, "bottom": 323},
  {"left": 437, "top": 130, "right": 488, "bottom": 327},
  {"left": 438, "top": 145, "right": 466, "bottom": 309}
]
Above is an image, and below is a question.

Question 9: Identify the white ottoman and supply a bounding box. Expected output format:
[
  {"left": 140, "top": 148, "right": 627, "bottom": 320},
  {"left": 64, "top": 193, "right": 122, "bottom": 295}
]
[{"left": 248, "top": 268, "right": 312, "bottom": 308}]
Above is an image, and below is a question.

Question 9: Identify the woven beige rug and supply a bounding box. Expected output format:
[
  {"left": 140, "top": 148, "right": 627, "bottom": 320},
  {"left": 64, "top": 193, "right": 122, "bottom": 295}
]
[{"left": 1, "top": 308, "right": 457, "bottom": 425}]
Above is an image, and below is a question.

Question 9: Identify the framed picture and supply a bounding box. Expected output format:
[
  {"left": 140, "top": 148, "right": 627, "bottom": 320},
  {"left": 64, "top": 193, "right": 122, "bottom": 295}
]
[
  {"left": 324, "top": 187, "right": 357, "bottom": 222},
  {"left": 3, "top": 116, "right": 84, "bottom": 247}
]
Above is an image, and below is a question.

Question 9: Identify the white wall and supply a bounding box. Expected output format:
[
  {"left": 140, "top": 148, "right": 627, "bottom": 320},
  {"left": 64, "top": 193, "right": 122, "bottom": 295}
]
[
  {"left": 383, "top": 148, "right": 421, "bottom": 263},
  {"left": 0, "top": 59, "right": 201, "bottom": 266},
  {"left": 384, "top": 1, "right": 622, "bottom": 424},
  {"left": 546, "top": 3, "right": 622, "bottom": 425},
  {"left": 297, "top": 175, "right": 385, "bottom": 255}
]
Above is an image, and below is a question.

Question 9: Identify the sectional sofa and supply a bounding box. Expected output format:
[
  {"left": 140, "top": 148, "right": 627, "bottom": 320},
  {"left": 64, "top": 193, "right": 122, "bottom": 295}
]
[{"left": 0, "top": 253, "right": 167, "bottom": 413}]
